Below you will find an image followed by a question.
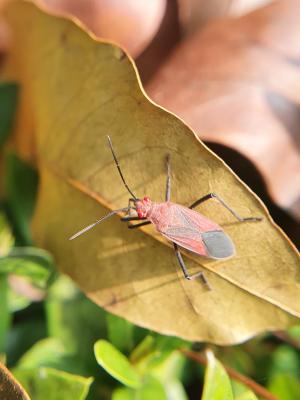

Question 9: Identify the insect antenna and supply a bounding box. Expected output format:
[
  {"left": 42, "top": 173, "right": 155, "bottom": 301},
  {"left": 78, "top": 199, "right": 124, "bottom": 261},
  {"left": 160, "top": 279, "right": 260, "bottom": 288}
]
[
  {"left": 69, "top": 207, "right": 132, "bottom": 240},
  {"left": 107, "top": 136, "right": 138, "bottom": 200}
]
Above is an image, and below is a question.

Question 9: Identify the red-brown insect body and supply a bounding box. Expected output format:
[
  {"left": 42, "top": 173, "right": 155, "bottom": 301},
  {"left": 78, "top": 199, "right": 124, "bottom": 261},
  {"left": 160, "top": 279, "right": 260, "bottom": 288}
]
[
  {"left": 135, "top": 196, "right": 234, "bottom": 259},
  {"left": 70, "top": 137, "right": 263, "bottom": 280}
]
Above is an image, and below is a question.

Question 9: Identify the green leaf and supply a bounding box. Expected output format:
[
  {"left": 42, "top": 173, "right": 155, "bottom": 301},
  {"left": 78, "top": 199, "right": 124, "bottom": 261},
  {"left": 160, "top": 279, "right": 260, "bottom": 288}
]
[
  {"left": 0, "top": 275, "right": 11, "bottom": 352},
  {"left": 5, "top": 152, "right": 38, "bottom": 245},
  {"left": 16, "top": 337, "right": 86, "bottom": 376},
  {"left": 106, "top": 313, "right": 134, "bottom": 353},
  {"left": 268, "top": 374, "right": 300, "bottom": 400},
  {"left": 112, "top": 377, "right": 167, "bottom": 400},
  {"left": 163, "top": 380, "right": 188, "bottom": 400},
  {"left": 0, "top": 247, "right": 54, "bottom": 288},
  {"left": 0, "top": 82, "right": 18, "bottom": 147},
  {"left": 231, "top": 381, "right": 257, "bottom": 399},
  {"left": 94, "top": 340, "right": 141, "bottom": 388},
  {"left": 130, "top": 337, "right": 188, "bottom": 400},
  {"left": 13, "top": 367, "right": 93, "bottom": 400},
  {"left": 8, "top": 290, "right": 32, "bottom": 313},
  {"left": 270, "top": 345, "right": 300, "bottom": 378},
  {"left": 130, "top": 335, "right": 188, "bottom": 375},
  {"left": 136, "top": 376, "right": 166, "bottom": 400},
  {"left": 236, "top": 391, "right": 259, "bottom": 400},
  {"left": 46, "top": 276, "right": 107, "bottom": 374},
  {"left": 288, "top": 325, "right": 300, "bottom": 339},
  {"left": 201, "top": 350, "right": 233, "bottom": 400},
  {"left": 0, "top": 212, "right": 14, "bottom": 256},
  {"left": 6, "top": 320, "right": 47, "bottom": 366},
  {"left": 17, "top": 337, "right": 68, "bottom": 368},
  {"left": 129, "top": 336, "right": 160, "bottom": 375},
  {"left": 150, "top": 347, "right": 186, "bottom": 381},
  {"left": 130, "top": 335, "right": 156, "bottom": 365},
  {"left": 112, "top": 387, "right": 135, "bottom": 400}
]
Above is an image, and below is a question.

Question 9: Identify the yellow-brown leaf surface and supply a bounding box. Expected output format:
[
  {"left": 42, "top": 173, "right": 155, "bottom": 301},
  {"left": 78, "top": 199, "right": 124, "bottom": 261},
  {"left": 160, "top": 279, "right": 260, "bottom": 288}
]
[{"left": 4, "top": 1, "right": 300, "bottom": 344}]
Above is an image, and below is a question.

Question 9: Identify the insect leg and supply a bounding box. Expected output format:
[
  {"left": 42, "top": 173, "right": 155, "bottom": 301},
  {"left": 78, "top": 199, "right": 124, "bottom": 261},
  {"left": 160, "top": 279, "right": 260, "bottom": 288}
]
[
  {"left": 126, "top": 198, "right": 136, "bottom": 217},
  {"left": 189, "top": 193, "right": 262, "bottom": 222},
  {"left": 165, "top": 154, "right": 171, "bottom": 202},
  {"left": 121, "top": 216, "right": 143, "bottom": 222},
  {"left": 119, "top": 198, "right": 139, "bottom": 221},
  {"left": 127, "top": 221, "right": 151, "bottom": 229},
  {"left": 121, "top": 197, "right": 151, "bottom": 229},
  {"left": 173, "top": 243, "right": 211, "bottom": 289},
  {"left": 120, "top": 214, "right": 151, "bottom": 229}
]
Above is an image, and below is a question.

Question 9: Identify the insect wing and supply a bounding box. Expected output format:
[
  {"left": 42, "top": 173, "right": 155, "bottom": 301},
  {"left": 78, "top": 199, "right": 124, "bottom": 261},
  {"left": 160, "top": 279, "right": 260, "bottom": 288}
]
[
  {"left": 160, "top": 205, "right": 235, "bottom": 259},
  {"left": 161, "top": 227, "right": 208, "bottom": 256}
]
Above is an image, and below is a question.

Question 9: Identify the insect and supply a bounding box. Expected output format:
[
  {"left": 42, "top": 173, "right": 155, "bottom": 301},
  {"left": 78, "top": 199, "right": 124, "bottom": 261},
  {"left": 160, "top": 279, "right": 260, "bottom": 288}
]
[{"left": 69, "top": 136, "right": 262, "bottom": 288}]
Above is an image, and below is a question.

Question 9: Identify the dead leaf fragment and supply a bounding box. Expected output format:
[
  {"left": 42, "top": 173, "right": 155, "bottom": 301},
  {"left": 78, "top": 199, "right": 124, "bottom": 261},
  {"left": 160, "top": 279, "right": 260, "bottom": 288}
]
[
  {"left": 178, "top": 0, "right": 273, "bottom": 34},
  {"left": 0, "top": 362, "right": 30, "bottom": 400},
  {"left": 0, "top": 0, "right": 11, "bottom": 55},
  {"left": 4, "top": 1, "right": 300, "bottom": 344},
  {"left": 38, "top": 0, "right": 166, "bottom": 58}
]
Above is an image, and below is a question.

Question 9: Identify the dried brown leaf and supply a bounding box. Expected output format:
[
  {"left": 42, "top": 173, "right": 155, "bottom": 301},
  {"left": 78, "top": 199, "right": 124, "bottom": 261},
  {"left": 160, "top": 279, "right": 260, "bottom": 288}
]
[
  {"left": 0, "top": 363, "right": 30, "bottom": 400},
  {"left": 38, "top": 0, "right": 166, "bottom": 58}
]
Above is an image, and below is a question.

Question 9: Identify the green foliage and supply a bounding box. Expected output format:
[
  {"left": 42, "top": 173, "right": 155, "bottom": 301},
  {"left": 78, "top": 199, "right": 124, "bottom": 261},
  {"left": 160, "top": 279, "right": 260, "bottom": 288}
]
[
  {"left": 6, "top": 319, "right": 47, "bottom": 367},
  {"left": 269, "top": 344, "right": 300, "bottom": 377},
  {"left": 5, "top": 152, "right": 38, "bottom": 245},
  {"left": 13, "top": 367, "right": 93, "bottom": 400},
  {"left": 0, "top": 215, "right": 15, "bottom": 351},
  {"left": 94, "top": 340, "right": 142, "bottom": 388},
  {"left": 0, "top": 212, "right": 14, "bottom": 256},
  {"left": 16, "top": 337, "right": 83, "bottom": 374},
  {"left": 201, "top": 351, "right": 233, "bottom": 400},
  {"left": 268, "top": 374, "right": 300, "bottom": 400},
  {"left": 45, "top": 275, "right": 108, "bottom": 376},
  {"left": 0, "top": 82, "right": 18, "bottom": 147},
  {"left": 0, "top": 275, "right": 11, "bottom": 352},
  {"left": 235, "top": 391, "right": 258, "bottom": 400},
  {"left": 231, "top": 382, "right": 258, "bottom": 399},
  {"left": 111, "top": 378, "right": 167, "bottom": 400},
  {"left": 0, "top": 247, "right": 54, "bottom": 288},
  {"left": 106, "top": 313, "right": 135, "bottom": 354},
  {"left": 94, "top": 329, "right": 190, "bottom": 398}
]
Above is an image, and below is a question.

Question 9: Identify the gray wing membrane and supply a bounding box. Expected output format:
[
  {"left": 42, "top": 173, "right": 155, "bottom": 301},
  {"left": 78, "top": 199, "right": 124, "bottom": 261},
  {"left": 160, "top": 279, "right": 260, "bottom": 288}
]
[{"left": 201, "top": 231, "right": 235, "bottom": 259}]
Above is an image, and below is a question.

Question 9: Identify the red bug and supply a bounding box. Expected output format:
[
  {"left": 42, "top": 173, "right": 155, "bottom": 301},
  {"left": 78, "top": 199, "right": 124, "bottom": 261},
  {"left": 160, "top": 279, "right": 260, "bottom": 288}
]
[{"left": 70, "top": 136, "right": 262, "bottom": 287}]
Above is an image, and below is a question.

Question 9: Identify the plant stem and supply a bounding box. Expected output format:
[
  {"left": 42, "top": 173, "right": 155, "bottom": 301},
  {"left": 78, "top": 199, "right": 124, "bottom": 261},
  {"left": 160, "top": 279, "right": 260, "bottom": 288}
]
[{"left": 273, "top": 331, "right": 300, "bottom": 351}]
